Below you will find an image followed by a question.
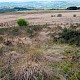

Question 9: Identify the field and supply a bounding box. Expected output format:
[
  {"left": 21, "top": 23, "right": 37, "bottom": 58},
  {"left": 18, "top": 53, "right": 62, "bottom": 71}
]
[
  {"left": 0, "top": 10, "right": 80, "bottom": 80},
  {"left": 0, "top": 10, "right": 80, "bottom": 26}
]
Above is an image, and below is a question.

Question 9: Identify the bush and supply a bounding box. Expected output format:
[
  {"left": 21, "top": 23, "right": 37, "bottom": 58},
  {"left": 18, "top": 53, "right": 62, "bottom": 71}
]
[
  {"left": 26, "top": 25, "right": 44, "bottom": 37},
  {"left": 0, "top": 47, "right": 4, "bottom": 56},
  {"left": 67, "top": 6, "right": 78, "bottom": 10},
  {"left": 57, "top": 14, "right": 62, "bottom": 17},
  {"left": 73, "top": 14, "right": 77, "bottom": 17},
  {"left": 0, "top": 28, "right": 9, "bottom": 34},
  {"left": 17, "top": 18, "right": 29, "bottom": 27},
  {"left": 10, "top": 28, "right": 20, "bottom": 36},
  {"left": 0, "top": 36, "right": 4, "bottom": 43},
  {"left": 51, "top": 15, "right": 55, "bottom": 17},
  {"left": 59, "top": 28, "right": 80, "bottom": 46}
]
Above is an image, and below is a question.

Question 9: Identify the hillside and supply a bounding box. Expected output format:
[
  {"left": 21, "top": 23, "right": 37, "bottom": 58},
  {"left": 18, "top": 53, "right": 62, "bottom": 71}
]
[
  {"left": 0, "top": 1, "right": 80, "bottom": 12},
  {"left": 0, "top": 10, "right": 80, "bottom": 80}
]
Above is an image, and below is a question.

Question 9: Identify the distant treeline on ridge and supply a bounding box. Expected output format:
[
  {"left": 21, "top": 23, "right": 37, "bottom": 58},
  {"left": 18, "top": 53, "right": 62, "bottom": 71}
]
[
  {"left": 0, "top": 6, "right": 80, "bottom": 13},
  {"left": 67, "top": 6, "right": 80, "bottom": 10}
]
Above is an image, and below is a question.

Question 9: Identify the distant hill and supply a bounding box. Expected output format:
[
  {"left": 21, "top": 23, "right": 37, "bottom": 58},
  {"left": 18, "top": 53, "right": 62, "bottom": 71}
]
[
  {"left": 0, "top": 1, "right": 80, "bottom": 9},
  {"left": 0, "top": 8, "right": 15, "bottom": 13},
  {"left": 13, "top": 7, "right": 32, "bottom": 11},
  {"left": 0, "top": 1, "right": 80, "bottom": 12},
  {"left": 0, "top": 7, "right": 33, "bottom": 13}
]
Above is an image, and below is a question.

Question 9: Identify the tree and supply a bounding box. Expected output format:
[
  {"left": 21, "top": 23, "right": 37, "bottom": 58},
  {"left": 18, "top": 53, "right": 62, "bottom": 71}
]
[{"left": 67, "top": 6, "right": 78, "bottom": 10}]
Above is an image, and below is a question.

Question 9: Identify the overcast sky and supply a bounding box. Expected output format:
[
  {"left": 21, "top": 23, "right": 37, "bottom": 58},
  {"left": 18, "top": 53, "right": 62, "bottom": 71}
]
[{"left": 0, "top": 0, "right": 80, "bottom": 2}]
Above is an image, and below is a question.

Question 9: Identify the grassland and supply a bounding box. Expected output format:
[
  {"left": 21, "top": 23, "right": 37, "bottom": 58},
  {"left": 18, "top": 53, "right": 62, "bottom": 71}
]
[{"left": 0, "top": 10, "right": 80, "bottom": 80}]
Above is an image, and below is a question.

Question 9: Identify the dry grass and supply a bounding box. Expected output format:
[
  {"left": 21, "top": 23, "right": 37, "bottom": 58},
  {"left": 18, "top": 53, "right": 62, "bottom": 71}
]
[{"left": 0, "top": 10, "right": 80, "bottom": 80}]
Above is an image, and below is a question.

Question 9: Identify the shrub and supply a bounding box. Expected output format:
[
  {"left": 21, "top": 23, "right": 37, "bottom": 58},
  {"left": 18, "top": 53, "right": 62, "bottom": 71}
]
[
  {"left": 51, "top": 15, "right": 55, "bottom": 17},
  {"left": 10, "top": 28, "right": 20, "bottom": 36},
  {"left": 73, "top": 14, "right": 77, "bottom": 17},
  {"left": 77, "top": 72, "right": 80, "bottom": 80},
  {"left": 67, "top": 6, "right": 78, "bottom": 10},
  {"left": 17, "top": 18, "right": 29, "bottom": 27},
  {"left": 26, "top": 25, "right": 44, "bottom": 37},
  {"left": 0, "top": 47, "right": 4, "bottom": 56},
  {"left": 0, "top": 36, "right": 4, "bottom": 43},
  {"left": 58, "top": 28, "right": 80, "bottom": 46},
  {"left": 0, "top": 28, "right": 9, "bottom": 34},
  {"left": 57, "top": 14, "right": 62, "bottom": 17}
]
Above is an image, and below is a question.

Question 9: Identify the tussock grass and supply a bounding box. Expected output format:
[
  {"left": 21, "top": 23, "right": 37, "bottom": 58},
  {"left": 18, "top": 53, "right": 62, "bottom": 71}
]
[
  {"left": 73, "top": 14, "right": 77, "bottom": 17},
  {"left": 57, "top": 14, "right": 62, "bottom": 17}
]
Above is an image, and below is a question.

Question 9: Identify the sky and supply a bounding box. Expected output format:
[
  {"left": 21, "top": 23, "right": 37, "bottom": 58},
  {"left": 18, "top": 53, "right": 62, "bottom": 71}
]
[{"left": 0, "top": 0, "right": 80, "bottom": 2}]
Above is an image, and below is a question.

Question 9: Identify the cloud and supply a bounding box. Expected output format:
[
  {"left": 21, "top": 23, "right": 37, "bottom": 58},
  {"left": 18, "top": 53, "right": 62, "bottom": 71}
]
[{"left": 0, "top": 0, "right": 80, "bottom": 2}]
